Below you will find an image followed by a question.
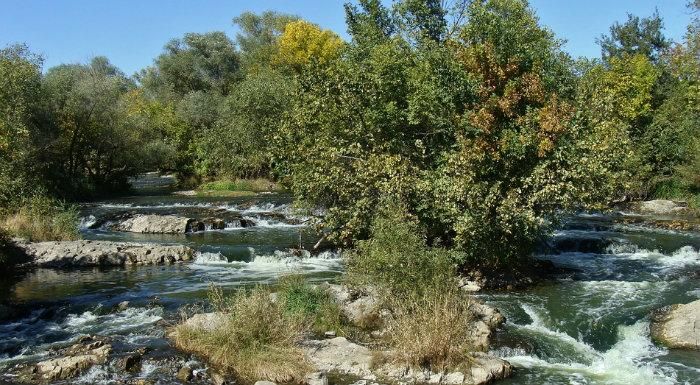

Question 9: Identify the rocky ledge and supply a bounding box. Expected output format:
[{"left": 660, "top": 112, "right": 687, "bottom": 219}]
[
  {"left": 650, "top": 299, "right": 700, "bottom": 350},
  {"left": 18, "top": 240, "right": 194, "bottom": 267}
]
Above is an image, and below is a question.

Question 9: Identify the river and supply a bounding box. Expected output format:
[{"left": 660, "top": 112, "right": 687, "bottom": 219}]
[{"left": 0, "top": 178, "right": 699, "bottom": 384}]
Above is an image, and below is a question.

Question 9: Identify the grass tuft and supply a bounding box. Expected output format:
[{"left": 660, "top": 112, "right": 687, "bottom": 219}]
[
  {"left": 1, "top": 195, "right": 79, "bottom": 242},
  {"left": 383, "top": 287, "right": 474, "bottom": 371},
  {"left": 171, "top": 286, "right": 311, "bottom": 383},
  {"left": 277, "top": 275, "right": 345, "bottom": 336}
]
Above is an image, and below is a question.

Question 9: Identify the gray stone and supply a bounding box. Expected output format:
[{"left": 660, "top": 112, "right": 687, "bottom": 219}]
[
  {"left": 19, "top": 240, "right": 194, "bottom": 267},
  {"left": 302, "top": 337, "right": 375, "bottom": 378},
  {"left": 636, "top": 200, "right": 689, "bottom": 215},
  {"left": 34, "top": 336, "right": 112, "bottom": 381},
  {"left": 115, "top": 214, "right": 195, "bottom": 234},
  {"left": 304, "top": 371, "right": 329, "bottom": 385},
  {"left": 210, "top": 371, "right": 228, "bottom": 385},
  {"left": 651, "top": 299, "right": 700, "bottom": 350},
  {"left": 180, "top": 312, "right": 227, "bottom": 333},
  {"left": 254, "top": 381, "right": 277, "bottom": 385},
  {"left": 177, "top": 366, "right": 193, "bottom": 382}
]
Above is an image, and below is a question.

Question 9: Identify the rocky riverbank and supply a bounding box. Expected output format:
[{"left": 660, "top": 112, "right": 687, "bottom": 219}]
[
  {"left": 17, "top": 240, "right": 194, "bottom": 267},
  {"left": 171, "top": 284, "right": 512, "bottom": 385}
]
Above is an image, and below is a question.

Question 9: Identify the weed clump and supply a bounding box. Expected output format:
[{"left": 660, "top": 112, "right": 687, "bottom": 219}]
[{"left": 171, "top": 286, "right": 311, "bottom": 383}]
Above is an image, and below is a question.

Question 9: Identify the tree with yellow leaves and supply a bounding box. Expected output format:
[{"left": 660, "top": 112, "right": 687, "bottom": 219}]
[{"left": 275, "top": 20, "right": 344, "bottom": 71}]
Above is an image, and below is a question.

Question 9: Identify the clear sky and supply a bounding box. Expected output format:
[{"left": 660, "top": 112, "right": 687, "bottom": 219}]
[{"left": 0, "top": 0, "right": 693, "bottom": 75}]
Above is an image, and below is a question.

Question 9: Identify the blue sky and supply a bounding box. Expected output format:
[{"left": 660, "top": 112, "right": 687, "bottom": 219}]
[{"left": 0, "top": 0, "right": 693, "bottom": 75}]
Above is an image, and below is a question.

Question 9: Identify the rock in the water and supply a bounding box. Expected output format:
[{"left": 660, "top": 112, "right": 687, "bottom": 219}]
[
  {"left": 116, "top": 214, "right": 198, "bottom": 234},
  {"left": 19, "top": 240, "right": 194, "bottom": 267},
  {"left": 635, "top": 200, "right": 689, "bottom": 215},
  {"left": 651, "top": 299, "right": 700, "bottom": 350},
  {"left": 33, "top": 336, "right": 112, "bottom": 381},
  {"left": 177, "top": 366, "right": 193, "bottom": 382},
  {"left": 210, "top": 371, "right": 228, "bottom": 385},
  {"left": 469, "top": 300, "right": 506, "bottom": 351}
]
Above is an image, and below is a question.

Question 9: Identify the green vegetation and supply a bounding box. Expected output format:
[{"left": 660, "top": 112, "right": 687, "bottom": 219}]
[
  {"left": 1, "top": 0, "right": 699, "bottom": 270},
  {"left": 172, "top": 286, "right": 310, "bottom": 383},
  {"left": 0, "top": 195, "right": 79, "bottom": 242},
  {"left": 198, "top": 179, "right": 283, "bottom": 193},
  {"left": 277, "top": 275, "right": 345, "bottom": 336}
]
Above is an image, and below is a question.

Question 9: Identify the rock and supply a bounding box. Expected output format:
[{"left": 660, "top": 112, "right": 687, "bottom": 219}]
[
  {"left": 117, "top": 353, "right": 141, "bottom": 372},
  {"left": 465, "top": 300, "right": 505, "bottom": 351},
  {"left": 324, "top": 331, "right": 337, "bottom": 338},
  {"left": 116, "top": 214, "right": 199, "bottom": 234},
  {"left": 650, "top": 299, "right": 700, "bottom": 350},
  {"left": 304, "top": 371, "right": 328, "bottom": 385},
  {"left": 19, "top": 240, "right": 194, "bottom": 267},
  {"left": 177, "top": 366, "right": 193, "bottom": 382},
  {"left": 202, "top": 217, "right": 227, "bottom": 231},
  {"left": 117, "top": 301, "right": 130, "bottom": 311},
  {"left": 458, "top": 278, "right": 482, "bottom": 292},
  {"left": 34, "top": 336, "right": 112, "bottom": 381},
  {"left": 635, "top": 200, "right": 689, "bottom": 215},
  {"left": 254, "top": 381, "right": 277, "bottom": 385},
  {"left": 302, "top": 337, "right": 374, "bottom": 378},
  {"left": 210, "top": 371, "right": 228, "bottom": 385},
  {"left": 180, "top": 312, "right": 227, "bottom": 333},
  {"left": 324, "top": 284, "right": 379, "bottom": 326},
  {"left": 465, "top": 353, "right": 513, "bottom": 385}
]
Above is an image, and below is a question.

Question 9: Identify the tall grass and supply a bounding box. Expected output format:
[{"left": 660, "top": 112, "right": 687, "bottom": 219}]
[
  {"left": 171, "top": 286, "right": 311, "bottom": 383},
  {"left": 383, "top": 286, "right": 474, "bottom": 371},
  {"left": 1, "top": 195, "right": 79, "bottom": 242},
  {"left": 277, "top": 275, "right": 345, "bottom": 336}
]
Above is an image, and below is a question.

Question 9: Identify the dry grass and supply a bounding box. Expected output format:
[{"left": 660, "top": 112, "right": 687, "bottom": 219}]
[
  {"left": 1, "top": 197, "right": 79, "bottom": 242},
  {"left": 171, "top": 286, "right": 311, "bottom": 383},
  {"left": 382, "top": 287, "right": 475, "bottom": 372}
]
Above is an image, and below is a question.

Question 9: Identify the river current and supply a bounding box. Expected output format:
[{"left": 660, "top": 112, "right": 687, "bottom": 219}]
[{"left": 0, "top": 179, "right": 699, "bottom": 384}]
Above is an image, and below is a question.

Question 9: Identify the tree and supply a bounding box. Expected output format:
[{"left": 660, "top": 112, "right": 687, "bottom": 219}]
[
  {"left": 233, "top": 11, "right": 299, "bottom": 71},
  {"left": 40, "top": 57, "right": 142, "bottom": 196},
  {"left": 275, "top": 20, "right": 344, "bottom": 71},
  {"left": 0, "top": 44, "right": 43, "bottom": 207},
  {"left": 598, "top": 11, "right": 670, "bottom": 64},
  {"left": 140, "top": 32, "right": 239, "bottom": 98},
  {"left": 394, "top": 0, "right": 447, "bottom": 43},
  {"left": 344, "top": 0, "right": 396, "bottom": 46}
]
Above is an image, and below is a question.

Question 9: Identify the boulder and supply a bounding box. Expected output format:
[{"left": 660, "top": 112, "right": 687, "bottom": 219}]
[
  {"left": 33, "top": 336, "right": 112, "bottom": 381},
  {"left": 179, "top": 312, "right": 227, "bottom": 333},
  {"left": 302, "top": 337, "right": 375, "bottom": 378},
  {"left": 116, "top": 214, "right": 198, "bottom": 234},
  {"left": 635, "top": 200, "right": 689, "bottom": 215},
  {"left": 650, "top": 299, "right": 700, "bottom": 350},
  {"left": 19, "top": 240, "right": 194, "bottom": 267},
  {"left": 254, "top": 381, "right": 277, "bottom": 385},
  {"left": 302, "top": 337, "right": 511, "bottom": 385},
  {"left": 323, "top": 284, "right": 379, "bottom": 326},
  {"left": 469, "top": 300, "right": 506, "bottom": 351},
  {"left": 177, "top": 366, "right": 194, "bottom": 382}
]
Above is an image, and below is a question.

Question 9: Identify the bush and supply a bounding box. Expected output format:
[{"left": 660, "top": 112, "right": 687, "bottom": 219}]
[
  {"left": 1, "top": 195, "right": 79, "bottom": 242},
  {"left": 383, "top": 286, "right": 475, "bottom": 371},
  {"left": 277, "top": 275, "right": 344, "bottom": 336},
  {"left": 346, "top": 202, "right": 456, "bottom": 301},
  {"left": 172, "top": 286, "right": 311, "bottom": 383}
]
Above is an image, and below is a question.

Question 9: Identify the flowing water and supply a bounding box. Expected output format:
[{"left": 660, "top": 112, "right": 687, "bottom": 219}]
[{"left": 0, "top": 176, "right": 699, "bottom": 384}]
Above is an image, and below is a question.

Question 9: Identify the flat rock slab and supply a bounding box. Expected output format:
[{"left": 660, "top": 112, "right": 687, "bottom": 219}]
[
  {"left": 19, "top": 240, "right": 194, "bottom": 267},
  {"left": 651, "top": 299, "right": 700, "bottom": 350},
  {"left": 116, "top": 214, "right": 195, "bottom": 234},
  {"left": 635, "top": 200, "right": 689, "bottom": 215}
]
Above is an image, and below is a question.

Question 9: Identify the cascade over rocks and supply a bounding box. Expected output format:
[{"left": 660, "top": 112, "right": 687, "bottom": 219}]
[
  {"left": 650, "top": 299, "right": 700, "bottom": 350},
  {"left": 18, "top": 240, "right": 194, "bottom": 267}
]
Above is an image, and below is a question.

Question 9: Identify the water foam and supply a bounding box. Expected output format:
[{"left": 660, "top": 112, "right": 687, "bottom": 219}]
[{"left": 503, "top": 317, "right": 677, "bottom": 385}]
